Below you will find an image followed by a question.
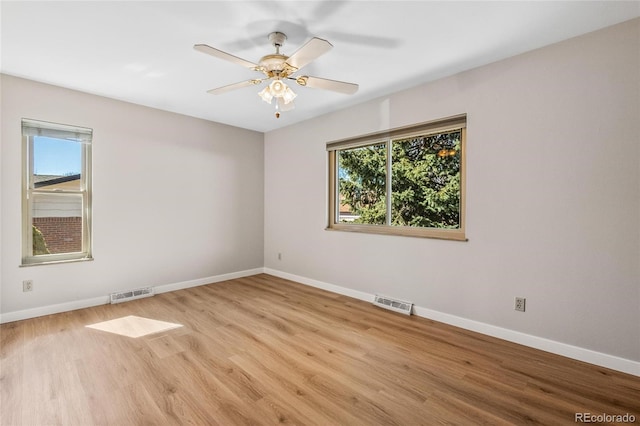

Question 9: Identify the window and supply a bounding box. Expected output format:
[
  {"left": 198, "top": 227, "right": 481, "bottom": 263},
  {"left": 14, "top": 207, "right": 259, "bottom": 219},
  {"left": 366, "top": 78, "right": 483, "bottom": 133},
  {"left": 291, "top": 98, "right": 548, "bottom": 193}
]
[
  {"left": 327, "top": 114, "right": 466, "bottom": 241},
  {"left": 22, "top": 119, "right": 93, "bottom": 265}
]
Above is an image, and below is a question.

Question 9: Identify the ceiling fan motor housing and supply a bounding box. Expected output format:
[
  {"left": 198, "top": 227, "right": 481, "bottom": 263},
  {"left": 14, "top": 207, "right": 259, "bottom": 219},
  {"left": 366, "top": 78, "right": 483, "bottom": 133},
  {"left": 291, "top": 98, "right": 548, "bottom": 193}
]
[{"left": 259, "top": 54, "right": 289, "bottom": 73}]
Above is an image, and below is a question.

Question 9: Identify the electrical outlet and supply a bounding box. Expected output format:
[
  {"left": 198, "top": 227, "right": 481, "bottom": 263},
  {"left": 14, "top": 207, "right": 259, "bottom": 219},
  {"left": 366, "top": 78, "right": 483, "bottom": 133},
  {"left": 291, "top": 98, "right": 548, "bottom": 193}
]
[
  {"left": 277, "top": 252, "right": 282, "bottom": 260},
  {"left": 23, "top": 280, "right": 33, "bottom": 292},
  {"left": 515, "top": 297, "right": 526, "bottom": 312}
]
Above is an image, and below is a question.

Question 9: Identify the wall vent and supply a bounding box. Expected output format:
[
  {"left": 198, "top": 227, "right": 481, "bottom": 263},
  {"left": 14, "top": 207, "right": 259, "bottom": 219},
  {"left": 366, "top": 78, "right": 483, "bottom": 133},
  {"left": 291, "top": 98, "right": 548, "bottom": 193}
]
[
  {"left": 373, "top": 294, "right": 413, "bottom": 315},
  {"left": 110, "top": 287, "right": 154, "bottom": 304}
]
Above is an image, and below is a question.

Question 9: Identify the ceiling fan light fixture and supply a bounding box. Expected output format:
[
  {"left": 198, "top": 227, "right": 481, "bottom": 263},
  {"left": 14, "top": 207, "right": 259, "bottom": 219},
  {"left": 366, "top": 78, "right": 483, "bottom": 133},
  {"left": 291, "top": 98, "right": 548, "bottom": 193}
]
[
  {"left": 258, "top": 86, "right": 274, "bottom": 103},
  {"left": 259, "top": 79, "right": 296, "bottom": 107},
  {"left": 269, "top": 79, "right": 286, "bottom": 96},
  {"left": 282, "top": 85, "right": 297, "bottom": 104},
  {"left": 277, "top": 97, "right": 295, "bottom": 112}
]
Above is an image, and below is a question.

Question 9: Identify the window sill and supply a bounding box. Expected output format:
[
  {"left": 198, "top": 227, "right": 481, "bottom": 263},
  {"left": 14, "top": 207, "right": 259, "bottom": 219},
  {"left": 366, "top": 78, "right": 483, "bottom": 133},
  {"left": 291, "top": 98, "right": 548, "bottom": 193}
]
[
  {"left": 20, "top": 256, "right": 94, "bottom": 267},
  {"left": 326, "top": 224, "right": 467, "bottom": 241}
]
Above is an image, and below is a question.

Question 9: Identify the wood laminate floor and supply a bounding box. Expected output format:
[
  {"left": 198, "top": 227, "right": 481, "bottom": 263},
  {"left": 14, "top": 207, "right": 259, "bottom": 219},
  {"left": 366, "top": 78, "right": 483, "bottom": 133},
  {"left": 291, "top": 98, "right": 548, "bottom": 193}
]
[{"left": 1, "top": 274, "right": 638, "bottom": 425}]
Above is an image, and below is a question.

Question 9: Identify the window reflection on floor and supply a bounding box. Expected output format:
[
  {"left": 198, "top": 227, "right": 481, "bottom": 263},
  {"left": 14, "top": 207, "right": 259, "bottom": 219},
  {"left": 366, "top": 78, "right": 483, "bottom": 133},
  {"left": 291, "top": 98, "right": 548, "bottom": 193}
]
[{"left": 86, "top": 315, "right": 182, "bottom": 338}]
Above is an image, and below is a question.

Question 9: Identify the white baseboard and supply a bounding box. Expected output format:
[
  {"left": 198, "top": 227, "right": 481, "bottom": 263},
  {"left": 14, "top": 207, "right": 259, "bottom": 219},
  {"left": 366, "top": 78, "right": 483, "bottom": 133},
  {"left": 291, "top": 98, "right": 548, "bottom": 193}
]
[
  {"left": 0, "top": 268, "right": 265, "bottom": 324},
  {"left": 264, "top": 268, "right": 640, "bottom": 377},
  {"left": 264, "top": 268, "right": 372, "bottom": 302},
  {"left": 153, "top": 268, "right": 265, "bottom": 294},
  {"left": 0, "top": 295, "right": 111, "bottom": 324}
]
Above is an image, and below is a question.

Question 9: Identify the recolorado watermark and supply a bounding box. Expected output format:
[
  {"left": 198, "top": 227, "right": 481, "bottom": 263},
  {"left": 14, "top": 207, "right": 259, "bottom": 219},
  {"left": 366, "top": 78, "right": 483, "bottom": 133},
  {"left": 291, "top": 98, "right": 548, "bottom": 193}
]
[{"left": 575, "top": 412, "right": 636, "bottom": 423}]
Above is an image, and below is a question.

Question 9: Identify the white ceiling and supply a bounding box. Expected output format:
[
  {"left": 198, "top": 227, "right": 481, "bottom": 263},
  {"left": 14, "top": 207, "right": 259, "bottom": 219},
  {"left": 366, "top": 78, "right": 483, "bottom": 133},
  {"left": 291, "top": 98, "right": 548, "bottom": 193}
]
[{"left": 2, "top": 1, "right": 638, "bottom": 133}]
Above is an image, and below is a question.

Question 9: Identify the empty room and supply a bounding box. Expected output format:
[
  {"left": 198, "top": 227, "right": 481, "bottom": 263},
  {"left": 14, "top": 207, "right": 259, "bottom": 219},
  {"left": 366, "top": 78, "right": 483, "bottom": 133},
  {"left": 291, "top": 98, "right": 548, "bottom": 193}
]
[{"left": 1, "top": 1, "right": 639, "bottom": 424}]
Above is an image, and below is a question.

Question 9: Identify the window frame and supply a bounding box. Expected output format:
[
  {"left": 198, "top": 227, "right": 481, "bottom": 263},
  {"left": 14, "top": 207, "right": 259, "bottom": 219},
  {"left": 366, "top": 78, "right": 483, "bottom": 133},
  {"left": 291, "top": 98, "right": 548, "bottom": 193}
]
[
  {"left": 21, "top": 119, "right": 93, "bottom": 266},
  {"left": 327, "top": 114, "right": 467, "bottom": 241}
]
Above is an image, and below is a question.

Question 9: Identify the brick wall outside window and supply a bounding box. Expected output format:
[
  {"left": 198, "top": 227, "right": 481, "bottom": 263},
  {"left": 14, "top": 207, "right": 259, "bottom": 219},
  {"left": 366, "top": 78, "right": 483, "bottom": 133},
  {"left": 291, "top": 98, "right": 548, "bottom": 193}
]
[{"left": 33, "top": 217, "right": 82, "bottom": 254}]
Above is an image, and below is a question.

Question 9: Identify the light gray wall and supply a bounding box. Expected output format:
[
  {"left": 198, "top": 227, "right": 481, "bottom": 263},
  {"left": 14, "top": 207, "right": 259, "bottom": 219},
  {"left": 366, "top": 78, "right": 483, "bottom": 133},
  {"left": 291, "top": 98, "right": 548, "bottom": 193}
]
[
  {"left": 264, "top": 19, "right": 640, "bottom": 362},
  {"left": 1, "top": 74, "right": 264, "bottom": 316}
]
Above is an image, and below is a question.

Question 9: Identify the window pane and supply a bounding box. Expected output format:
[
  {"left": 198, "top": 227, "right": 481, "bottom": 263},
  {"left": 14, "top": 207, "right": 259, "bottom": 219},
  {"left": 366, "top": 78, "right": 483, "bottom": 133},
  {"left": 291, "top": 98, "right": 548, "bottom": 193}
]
[
  {"left": 337, "top": 143, "right": 387, "bottom": 224},
  {"left": 391, "top": 131, "right": 461, "bottom": 228},
  {"left": 32, "top": 193, "right": 83, "bottom": 255},
  {"left": 33, "top": 136, "right": 82, "bottom": 191}
]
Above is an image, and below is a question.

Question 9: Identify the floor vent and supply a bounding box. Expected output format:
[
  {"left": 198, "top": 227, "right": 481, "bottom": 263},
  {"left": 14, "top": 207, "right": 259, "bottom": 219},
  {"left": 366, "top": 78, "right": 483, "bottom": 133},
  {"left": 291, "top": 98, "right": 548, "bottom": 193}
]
[
  {"left": 373, "top": 294, "right": 413, "bottom": 315},
  {"left": 110, "top": 287, "right": 154, "bottom": 304}
]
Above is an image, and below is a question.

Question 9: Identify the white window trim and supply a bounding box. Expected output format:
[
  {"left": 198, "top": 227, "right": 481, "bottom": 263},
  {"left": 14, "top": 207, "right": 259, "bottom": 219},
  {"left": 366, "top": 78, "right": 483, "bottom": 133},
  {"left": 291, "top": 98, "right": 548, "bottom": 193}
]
[{"left": 21, "top": 119, "right": 93, "bottom": 266}]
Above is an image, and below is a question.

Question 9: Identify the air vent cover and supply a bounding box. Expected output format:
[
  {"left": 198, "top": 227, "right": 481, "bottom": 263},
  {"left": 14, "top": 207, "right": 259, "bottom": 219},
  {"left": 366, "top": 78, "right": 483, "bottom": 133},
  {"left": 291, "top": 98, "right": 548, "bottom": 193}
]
[
  {"left": 373, "top": 294, "right": 413, "bottom": 315},
  {"left": 110, "top": 287, "right": 154, "bottom": 304}
]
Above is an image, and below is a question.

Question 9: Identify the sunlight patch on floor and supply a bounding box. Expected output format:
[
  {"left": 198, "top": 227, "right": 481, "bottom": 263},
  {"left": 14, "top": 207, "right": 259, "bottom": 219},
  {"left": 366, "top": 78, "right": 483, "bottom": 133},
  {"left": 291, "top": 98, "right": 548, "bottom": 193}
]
[{"left": 86, "top": 315, "right": 182, "bottom": 338}]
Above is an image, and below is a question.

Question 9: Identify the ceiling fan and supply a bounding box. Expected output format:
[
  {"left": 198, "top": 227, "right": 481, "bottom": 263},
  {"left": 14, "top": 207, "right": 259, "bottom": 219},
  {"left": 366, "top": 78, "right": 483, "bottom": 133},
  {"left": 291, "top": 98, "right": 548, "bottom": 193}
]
[{"left": 194, "top": 32, "right": 359, "bottom": 118}]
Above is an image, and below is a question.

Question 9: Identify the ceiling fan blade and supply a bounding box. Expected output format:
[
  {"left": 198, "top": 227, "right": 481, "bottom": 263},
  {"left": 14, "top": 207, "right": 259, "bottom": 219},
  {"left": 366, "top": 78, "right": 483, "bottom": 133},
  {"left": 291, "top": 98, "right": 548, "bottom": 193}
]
[
  {"left": 207, "top": 79, "right": 262, "bottom": 95},
  {"left": 194, "top": 44, "right": 259, "bottom": 69},
  {"left": 296, "top": 76, "right": 359, "bottom": 95},
  {"left": 285, "top": 37, "right": 333, "bottom": 71}
]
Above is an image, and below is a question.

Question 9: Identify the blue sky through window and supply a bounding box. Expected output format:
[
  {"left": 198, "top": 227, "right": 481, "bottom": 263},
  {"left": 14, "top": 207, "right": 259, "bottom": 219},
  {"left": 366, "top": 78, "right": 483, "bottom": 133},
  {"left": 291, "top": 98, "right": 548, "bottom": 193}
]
[{"left": 34, "top": 136, "right": 81, "bottom": 176}]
